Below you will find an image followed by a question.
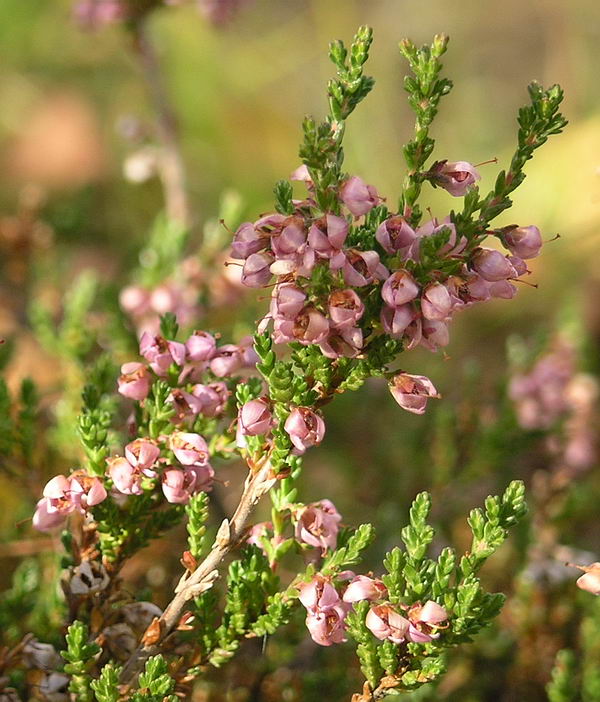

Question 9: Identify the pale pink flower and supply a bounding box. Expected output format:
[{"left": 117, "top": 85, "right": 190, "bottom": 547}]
[
  {"left": 170, "top": 432, "right": 209, "bottom": 465},
  {"left": 284, "top": 407, "right": 326, "bottom": 453},
  {"left": 380, "top": 304, "right": 416, "bottom": 338},
  {"left": 421, "top": 319, "right": 450, "bottom": 351},
  {"left": 230, "top": 222, "right": 267, "bottom": 260},
  {"left": 209, "top": 344, "right": 243, "bottom": 377},
  {"left": 406, "top": 600, "right": 448, "bottom": 642},
  {"left": 290, "top": 164, "right": 312, "bottom": 182},
  {"left": 108, "top": 456, "right": 144, "bottom": 496},
  {"left": 270, "top": 216, "right": 307, "bottom": 258},
  {"left": 295, "top": 499, "right": 341, "bottom": 552},
  {"left": 185, "top": 331, "right": 217, "bottom": 362},
  {"left": 375, "top": 216, "right": 416, "bottom": 255},
  {"left": 241, "top": 252, "right": 274, "bottom": 287},
  {"left": 381, "top": 270, "right": 420, "bottom": 308},
  {"left": 274, "top": 307, "right": 330, "bottom": 346},
  {"left": 421, "top": 282, "right": 452, "bottom": 321},
  {"left": 161, "top": 465, "right": 213, "bottom": 504},
  {"left": 338, "top": 250, "right": 388, "bottom": 287},
  {"left": 270, "top": 283, "right": 307, "bottom": 320},
  {"left": 472, "top": 248, "right": 517, "bottom": 282},
  {"left": 343, "top": 575, "right": 387, "bottom": 603},
  {"left": 298, "top": 574, "right": 349, "bottom": 646},
  {"left": 125, "top": 439, "right": 159, "bottom": 474},
  {"left": 431, "top": 160, "right": 480, "bottom": 196},
  {"left": 118, "top": 362, "right": 151, "bottom": 401},
  {"left": 140, "top": 333, "right": 186, "bottom": 376},
  {"left": 238, "top": 398, "right": 273, "bottom": 436},
  {"left": 33, "top": 473, "right": 107, "bottom": 532},
  {"left": 365, "top": 604, "right": 410, "bottom": 644},
  {"left": 319, "top": 326, "right": 363, "bottom": 359},
  {"left": 502, "top": 225, "right": 543, "bottom": 259},
  {"left": 191, "top": 382, "right": 229, "bottom": 416},
  {"left": 328, "top": 289, "right": 364, "bottom": 329},
  {"left": 307, "top": 215, "right": 348, "bottom": 266},
  {"left": 574, "top": 563, "right": 600, "bottom": 595},
  {"left": 389, "top": 373, "right": 440, "bottom": 414},
  {"left": 340, "top": 176, "right": 379, "bottom": 216}
]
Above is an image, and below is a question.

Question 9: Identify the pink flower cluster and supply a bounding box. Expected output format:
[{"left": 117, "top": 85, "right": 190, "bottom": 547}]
[
  {"left": 298, "top": 572, "right": 448, "bottom": 646},
  {"left": 33, "top": 473, "right": 107, "bottom": 532},
  {"left": 117, "top": 330, "right": 259, "bottom": 420},
  {"left": 230, "top": 166, "right": 543, "bottom": 369},
  {"left": 108, "top": 433, "right": 214, "bottom": 504}
]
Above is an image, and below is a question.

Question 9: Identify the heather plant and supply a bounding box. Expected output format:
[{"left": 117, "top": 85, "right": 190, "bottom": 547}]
[{"left": 0, "top": 19, "right": 580, "bottom": 702}]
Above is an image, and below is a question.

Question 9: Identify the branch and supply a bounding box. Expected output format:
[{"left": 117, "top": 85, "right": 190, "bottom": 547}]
[
  {"left": 131, "top": 20, "right": 192, "bottom": 230},
  {"left": 119, "top": 462, "right": 276, "bottom": 685}
]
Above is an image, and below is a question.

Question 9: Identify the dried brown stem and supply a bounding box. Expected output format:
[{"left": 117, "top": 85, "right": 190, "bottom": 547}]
[{"left": 119, "top": 462, "right": 276, "bottom": 685}]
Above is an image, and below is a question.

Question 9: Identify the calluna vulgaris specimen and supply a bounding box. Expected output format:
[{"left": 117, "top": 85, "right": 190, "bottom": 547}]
[{"left": 4, "top": 26, "right": 569, "bottom": 702}]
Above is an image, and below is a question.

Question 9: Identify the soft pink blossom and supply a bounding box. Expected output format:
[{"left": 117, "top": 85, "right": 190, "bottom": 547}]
[
  {"left": 238, "top": 398, "right": 273, "bottom": 436},
  {"left": 139, "top": 333, "right": 186, "bottom": 376},
  {"left": 389, "top": 373, "right": 440, "bottom": 414},
  {"left": 421, "top": 282, "right": 452, "bottom": 321},
  {"left": 380, "top": 304, "right": 416, "bottom": 338},
  {"left": 376, "top": 216, "right": 416, "bottom": 255},
  {"left": 185, "top": 331, "right": 217, "bottom": 362},
  {"left": 343, "top": 575, "right": 387, "bottom": 603},
  {"left": 284, "top": 407, "right": 326, "bottom": 453},
  {"left": 108, "top": 457, "right": 144, "bottom": 495},
  {"left": 209, "top": 344, "right": 243, "bottom": 377},
  {"left": 319, "top": 326, "right": 363, "bottom": 359},
  {"left": 241, "top": 252, "right": 274, "bottom": 288},
  {"left": 502, "top": 225, "right": 543, "bottom": 259},
  {"left": 118, "top": 362, "right": 151, "bottom": 401},
  {"left": 125, "top": 439, "right": 159, "bottom": 474},
  {"left": 295, "top": 499, "right": 341, "bottom": 552},
  {"left": 365, "top": 604, "right": 410, "bottom": 644},
  {"left": 406, "top": 600, "right": 448, "bottom": 642},
  {"left": 381, "top": 270, "right": 420, "bottom": 308},
  {"left": 270, "top": 283, "right": 307, "bottom": 320},
  {"left": 575, "top": 563, "right": 600, "bottom": 595},
  {"left": 170, "top": 432, "right": 209, "bottom": 465},
  {"left": 432, "top": 160, "right": 480, "bottom": 196},
  {"left": 230, "top": 222, "right": 267, "bottom": 260},
  {"left": 161, "top": 465, "right": 213, "bottom": 504},
  {"left": 340, "top": 176, "right": 379, "bottom": 216},
  {"left": 274, "top": 307, "right": 330, "bottom": 346},
  {"left": 338, "top": 250, "right": 389, "bottom": 287},
  {"left": 328, "top": 289, "right": 364, "bottom": 329},
  {"left": 472, "top": 248, "right": 517, "bottom": 282}
]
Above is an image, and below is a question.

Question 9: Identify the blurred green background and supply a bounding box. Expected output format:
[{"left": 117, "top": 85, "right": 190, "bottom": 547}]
[{"left": 1, "top": 1, "right": 600, "bottom": 700}]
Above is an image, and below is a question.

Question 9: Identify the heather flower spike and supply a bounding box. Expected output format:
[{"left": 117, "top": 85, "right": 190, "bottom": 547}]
[{"left": 20, "top": 19, "right": 567, "bottom": 702}]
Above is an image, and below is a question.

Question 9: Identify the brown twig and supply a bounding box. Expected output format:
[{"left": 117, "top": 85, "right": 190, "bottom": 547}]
[
  {"left": 131, "top": 19, "right": 192, "bottom": 230},
  {"left": 119, "top": 462, "right": 276, "bottom": 684}
]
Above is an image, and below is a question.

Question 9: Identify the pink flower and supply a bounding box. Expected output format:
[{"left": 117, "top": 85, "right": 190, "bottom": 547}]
[
  {"left": 502, "top": 225, "right": 543, "bottom": 259},
  {"left": 298, "top": 574, "right": 349, "bottom": 646},
  {"left": 108, "top": 456, "right": 144, "bottom": 495},
  {"left": 431, "top": 160, "right": 480, "bottom": 196},
  {"left": 170, "top": 432, "right": 209, "bottom": 465},
  {"left": 230, "top": 222, "right": 267, "bottom": 260},
  {"left": 365, "top": 604, "right": 410, "bottom": 644},
  {"left": 389, "top": 373, "right": 440, "bottom": 414},
  {"left": 381, "top": 271, "right": 420, "bottom": 308},
  {"left": 328, "top": 289, "right": 364, "bottom": 329},
  {"left": 274, "top": 307, "right": 330, "bottom": 346},
  {"left": 238, "top": 398, "right": 273, "bottom": 436},
  {"left": 381, "top": 304, "right": 416, "bottom": 338},
  {"left": 209, "top": 344, "right": 243, "bottom": 377},
  {"left": 295, "top": 499, "right": 341, "bottom": 552},
  {"left": 118, "top": 362, "right": 151, "bottom": 401},
  {"left": 472, "top": 248, "right": 517, "bottom": 282},
  {"left": 247, "top": 521, "right": 273, "bottom": 548},
  {"left": 119, "top": 285, "right": 151, "bottom": 317},
  {"left": 343, "top": 575, "right": 387, "bottom": 603},
  {"left": 319, "top": 326, "right": 363, "bottom": 359},
  {"left": 574, "top": 563, "right": 600, "bottom": 595},
  {"left": 125, "top": 439, "right": 159, "bottom": 474},
  {"left": 284, "top": 407, "right": 326, "bottom": 453},
  {"left": 140, "top": 333, "right": 186, "bottom": 376},
  {"left": 307, "top": 215, "right": 348, "bottom": 266},
  {"left": 340, "top": 176, "right": 379, "bottom": 216},
  {"left": 185, "top": 331, "right": 217, "bottom": 362},
  {"left": 270, "top": 216, "right": 307, "bottom": 258},
  {"left": 421, "top": 282, "right": 452, "bottom": 321},
  {"left": 241, "top": 252, "right": 274, "bottom": 288},
  {"left": 161, "top": 465, "right": 213, "bottom": 504},
  {"left": 191, "top": 382, "right": 229, "bottom": 417},
  {"left": 406, "top": 600, "right": 448, "bottom": 642},
  {"left": 421, "top": 319, "right": 450, "bottom": 351},
  {"left": 290, "top": 164, "right": 312, "bottom": 182},
  {"left": 410, "top": 218, "right": 464, "bottom": 261},
  {"left": 33, "top": 473, "right": 107, "bottom": 532},
  {"left": 375, "top": 216, "right": 416, "bottom": 255},
  {"left": 270, "top": 283, "right": 307, "bottom": 320},
  {"left": 338, "top": 250, "right": 389, "bottom": 287}
]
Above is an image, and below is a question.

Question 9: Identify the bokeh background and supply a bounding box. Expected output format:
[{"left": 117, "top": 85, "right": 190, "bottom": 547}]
[{"left": 1, "top": 0, "right": 600, "bottom": 700}]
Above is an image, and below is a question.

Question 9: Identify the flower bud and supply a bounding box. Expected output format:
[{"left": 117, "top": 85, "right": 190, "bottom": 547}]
[
  {"left": 238, "top": 398, "right": 273, "bottom": 436},
  {"left": 503, "top": 225, "right": 543, "bottom": 259},
  {"left": 472, "top": 248, "right": 517, "bottom": 282}
]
